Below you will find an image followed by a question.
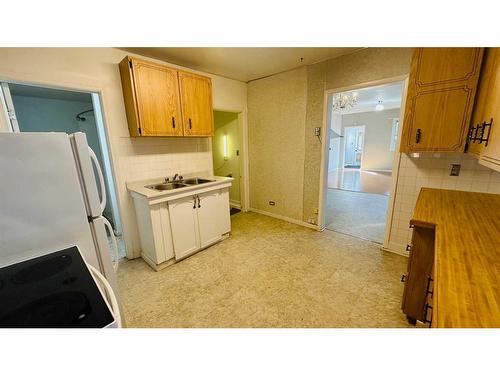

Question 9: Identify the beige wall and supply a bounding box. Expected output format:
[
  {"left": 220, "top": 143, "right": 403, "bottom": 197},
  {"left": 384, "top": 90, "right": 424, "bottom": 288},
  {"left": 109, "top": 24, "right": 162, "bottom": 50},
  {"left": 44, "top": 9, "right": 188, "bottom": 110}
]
[
  {"left": 341, "top": 108, "right": 400, "bottom": 171},
  {"left": 248, "top": 67, "right": 307, "bottom": 221},
  {"left": 213, "top": 111, "right": 241, "bottom": 205},
  {"left": 303, "top": 48, "right": 413, "bottom": 222},
  {"left": 0, "top": 48, "right": 247, "bottom": 259}
]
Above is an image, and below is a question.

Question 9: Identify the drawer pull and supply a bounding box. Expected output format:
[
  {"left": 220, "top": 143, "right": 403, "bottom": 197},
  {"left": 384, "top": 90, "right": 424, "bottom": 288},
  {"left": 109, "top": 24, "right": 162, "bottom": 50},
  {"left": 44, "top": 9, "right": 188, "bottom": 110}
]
[
  {"left": 192, "top": 196, "right": 196, "bottom": 209},
  {"left": 415, "top": 128, "right": 421, "bottom": 144},
  {"left": 189, "top": 118, "right": 192, "bottom": 129}
]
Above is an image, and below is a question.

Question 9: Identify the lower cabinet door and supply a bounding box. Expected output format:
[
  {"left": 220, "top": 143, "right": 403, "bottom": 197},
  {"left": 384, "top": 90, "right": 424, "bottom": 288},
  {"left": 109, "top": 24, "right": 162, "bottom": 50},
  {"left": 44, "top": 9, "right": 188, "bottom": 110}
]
[
  {"left": 196, "top": 190, "right": 223, "bottom": 248},
  {"left": 218, "top": 188, "right": 231, "bottom": 235},
  {"left": 168, "top": 195, "right": 200, "bottom": 259}
]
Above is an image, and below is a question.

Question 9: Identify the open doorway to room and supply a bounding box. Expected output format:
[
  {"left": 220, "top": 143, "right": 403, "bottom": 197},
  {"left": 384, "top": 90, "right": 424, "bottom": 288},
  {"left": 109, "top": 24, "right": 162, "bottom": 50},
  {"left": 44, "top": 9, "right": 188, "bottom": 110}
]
[
  {"left": 0, "top": 82, "right": 126, "bottom": 258},
  {"left": 212, "top": 110, "right": 243, "bottom": 215},
  {"left": 323, "top": 81, "right": 404, "bottom": 243}
]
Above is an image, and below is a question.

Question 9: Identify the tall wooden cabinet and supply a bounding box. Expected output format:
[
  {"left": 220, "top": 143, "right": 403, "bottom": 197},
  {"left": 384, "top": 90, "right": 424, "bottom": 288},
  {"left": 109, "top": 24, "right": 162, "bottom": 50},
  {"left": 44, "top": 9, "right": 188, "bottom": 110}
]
[
  {"left": 400, "top": 48, "right": 483, "bottom": 153},
  {"left": 466, "top": 48, "right": 500, "bottom": 172},
  {"left": 119, "top": 56, "right": 214, "bottom": 137}
]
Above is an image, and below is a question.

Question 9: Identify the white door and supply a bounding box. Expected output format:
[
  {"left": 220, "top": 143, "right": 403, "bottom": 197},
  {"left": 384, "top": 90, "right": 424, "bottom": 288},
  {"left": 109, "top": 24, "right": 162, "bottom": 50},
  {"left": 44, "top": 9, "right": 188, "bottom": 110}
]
[
  {"left": 168, "top": 195, "right": 200, "bottom": 259},
  {"left": 343, "top": 126, "right": 365, "bottom": 168},
  {"left": 197, "top": 191, "right": 223, "bottom": 248}
]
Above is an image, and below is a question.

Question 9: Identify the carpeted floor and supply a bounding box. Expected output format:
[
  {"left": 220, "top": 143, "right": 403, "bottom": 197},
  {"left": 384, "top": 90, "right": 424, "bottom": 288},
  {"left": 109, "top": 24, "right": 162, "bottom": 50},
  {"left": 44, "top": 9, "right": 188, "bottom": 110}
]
[
  {"left": 117, "top": 211, "right": 411, "bottom": 328},
  {"left": 325, "top": 189, "right": 388, "bottom": 244}
]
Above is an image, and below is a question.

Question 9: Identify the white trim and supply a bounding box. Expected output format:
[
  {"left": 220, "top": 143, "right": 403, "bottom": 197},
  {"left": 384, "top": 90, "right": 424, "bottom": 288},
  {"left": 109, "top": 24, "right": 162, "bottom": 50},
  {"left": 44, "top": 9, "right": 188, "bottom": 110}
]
[
  {"left": 317, "top": 75, "right": 410, "bottom": 250},
  {"left": 212, "top": 107, "right": 250, "bottom": 213},
  {"left": 249, "top": 208, "right": 318, "bottom": 230},
  {"left": 382, "top": 78, "right": 410, "bottom": 249}
]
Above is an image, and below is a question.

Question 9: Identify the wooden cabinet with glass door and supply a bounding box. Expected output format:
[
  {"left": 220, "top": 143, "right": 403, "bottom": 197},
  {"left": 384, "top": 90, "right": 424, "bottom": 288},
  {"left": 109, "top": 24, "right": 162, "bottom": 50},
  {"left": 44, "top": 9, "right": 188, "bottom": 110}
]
[
  {"left": 400, "top": 48, "right": 484, "bottom": 153},
  {"left": 466, "top": 48, "right": 500, "bottom": 173}
]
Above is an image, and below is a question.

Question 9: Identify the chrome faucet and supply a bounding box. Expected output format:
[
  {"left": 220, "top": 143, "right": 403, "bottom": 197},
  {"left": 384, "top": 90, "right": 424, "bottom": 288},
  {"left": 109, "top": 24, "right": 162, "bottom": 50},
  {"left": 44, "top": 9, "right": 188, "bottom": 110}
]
[{"left": 165, "top": 173, "right": 183, "bottom": 183}]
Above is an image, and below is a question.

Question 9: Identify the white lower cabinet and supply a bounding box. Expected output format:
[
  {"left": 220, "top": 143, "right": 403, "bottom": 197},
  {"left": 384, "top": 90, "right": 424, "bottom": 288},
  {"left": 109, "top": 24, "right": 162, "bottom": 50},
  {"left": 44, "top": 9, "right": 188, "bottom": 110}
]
[
  {"left": 168, "top": 195, "right": 200, "bottom": 260},
  {"left": 167, "top": 187, "right": 231, "bottom": 261},
  {"left": 196, "top": 190, "right": 223, "bottom": 248}
]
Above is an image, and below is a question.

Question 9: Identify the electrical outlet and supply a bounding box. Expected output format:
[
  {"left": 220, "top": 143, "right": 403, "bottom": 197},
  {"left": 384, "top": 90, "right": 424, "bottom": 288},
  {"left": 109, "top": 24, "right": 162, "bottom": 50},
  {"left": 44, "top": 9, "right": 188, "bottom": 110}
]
[
  {"left": 450, "top": 164, "right": 461, "bottom": 176},
  {"left": 269, "top": 201, "right": 276, "bottom": 206}
]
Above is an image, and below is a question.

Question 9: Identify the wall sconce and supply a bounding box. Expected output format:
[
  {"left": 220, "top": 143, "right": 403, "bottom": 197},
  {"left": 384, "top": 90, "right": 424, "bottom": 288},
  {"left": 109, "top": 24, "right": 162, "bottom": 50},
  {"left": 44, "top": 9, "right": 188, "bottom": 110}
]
[{"left": 223, "top": 135, "right": 228, "bottom": 160}]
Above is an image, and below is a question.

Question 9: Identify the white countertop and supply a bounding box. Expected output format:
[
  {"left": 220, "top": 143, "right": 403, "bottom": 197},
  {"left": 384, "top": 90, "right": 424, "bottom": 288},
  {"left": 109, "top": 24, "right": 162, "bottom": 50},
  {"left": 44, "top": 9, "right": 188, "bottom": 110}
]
[{"left": 127, "top": 175, "right": 233, "bottom": 199}]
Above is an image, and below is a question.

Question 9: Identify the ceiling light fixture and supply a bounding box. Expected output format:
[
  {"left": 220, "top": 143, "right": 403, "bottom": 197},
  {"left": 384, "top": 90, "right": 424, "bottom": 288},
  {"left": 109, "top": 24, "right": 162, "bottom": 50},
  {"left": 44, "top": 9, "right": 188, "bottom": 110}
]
[
  {"left": 332, "top": 92, "right": 358, "bottom": 113},
  {"left": 375, "top": 100, "right": 384, "bottom": 111}
]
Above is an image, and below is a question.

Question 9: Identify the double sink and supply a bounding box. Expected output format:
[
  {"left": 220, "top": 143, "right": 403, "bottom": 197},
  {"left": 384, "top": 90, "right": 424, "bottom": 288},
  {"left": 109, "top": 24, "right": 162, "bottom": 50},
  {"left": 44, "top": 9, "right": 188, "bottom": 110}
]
[{"left": 145, "top": 177, "right": 215, "bottom": 191}]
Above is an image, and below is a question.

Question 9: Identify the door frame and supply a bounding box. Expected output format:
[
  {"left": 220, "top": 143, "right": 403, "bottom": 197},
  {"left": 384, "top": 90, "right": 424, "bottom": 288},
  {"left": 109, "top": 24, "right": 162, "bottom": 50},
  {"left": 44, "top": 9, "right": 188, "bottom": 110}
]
[
  {"left": 211, "top": 107, "right": 249, "bottom": 212},
  {"left": 342, "top": 124, "right": 366, "bottom": 169},
  {"left": 317, "top": 75, "right": 409, "bottom": 250},
  {"left": 0, "top": 79, "right": 126, "bottom": 250}
]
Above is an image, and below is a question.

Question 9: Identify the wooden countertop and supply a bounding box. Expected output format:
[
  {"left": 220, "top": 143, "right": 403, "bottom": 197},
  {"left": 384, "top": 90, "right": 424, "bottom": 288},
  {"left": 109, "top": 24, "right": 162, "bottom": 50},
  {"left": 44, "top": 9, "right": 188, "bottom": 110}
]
[{"left": 411, "top": 188, "right": 500, "bottom": 328}]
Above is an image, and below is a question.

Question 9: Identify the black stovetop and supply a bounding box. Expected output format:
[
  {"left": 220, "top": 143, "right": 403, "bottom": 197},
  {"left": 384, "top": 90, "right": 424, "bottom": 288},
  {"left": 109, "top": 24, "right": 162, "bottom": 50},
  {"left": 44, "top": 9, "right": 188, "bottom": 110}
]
[{"left": 0, "top": 246, "right": 114, "bottom": 328}]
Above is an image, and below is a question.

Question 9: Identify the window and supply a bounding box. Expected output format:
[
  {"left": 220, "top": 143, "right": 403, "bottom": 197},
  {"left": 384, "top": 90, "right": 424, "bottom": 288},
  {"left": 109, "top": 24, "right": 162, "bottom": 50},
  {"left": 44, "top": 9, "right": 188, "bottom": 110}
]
[{"left": 390, "top": 118, "right": 399, "bottom": 151}]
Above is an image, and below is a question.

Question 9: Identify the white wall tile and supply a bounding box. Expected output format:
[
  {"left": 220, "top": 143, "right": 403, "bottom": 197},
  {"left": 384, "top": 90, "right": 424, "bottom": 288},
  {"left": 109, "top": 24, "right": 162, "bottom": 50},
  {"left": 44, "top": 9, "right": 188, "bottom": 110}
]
[{"left": 387, "top": 153, "right": 500, "bottom": 252}]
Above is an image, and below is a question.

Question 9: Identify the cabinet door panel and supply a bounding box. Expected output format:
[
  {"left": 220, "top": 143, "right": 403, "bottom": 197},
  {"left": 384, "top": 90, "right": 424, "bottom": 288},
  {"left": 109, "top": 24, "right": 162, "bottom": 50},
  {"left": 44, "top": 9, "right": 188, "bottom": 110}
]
[
  {"left": 478, "top": 48, "right": 500, "bottom": 171},
  {"left": 218, "top": 188, "right": 231, "bottom": 235},
  {"left": 400, "top": 48, "right": 483, "bottom": 153},
  {"left": 133, "top": 60, "right": 183, "bottom": 136},
  {"left": 196, "top": 191, "right": 222, "bottom": 248},
  {"left": 179, "top": 72, "right": 214, "bottom": 137},
  {"left": 168, "top": 195, "right": 200, "bottom": 259}
]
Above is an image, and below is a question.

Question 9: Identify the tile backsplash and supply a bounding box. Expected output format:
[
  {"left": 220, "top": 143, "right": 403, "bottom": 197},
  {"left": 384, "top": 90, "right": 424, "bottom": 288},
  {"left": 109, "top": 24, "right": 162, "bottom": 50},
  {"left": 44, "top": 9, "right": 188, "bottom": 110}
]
[
  {"left": 387, "top": 153, "right": 500, "bottom": 253},
  {"left": 119, "top": 137, "right": 213, "bottom": 182}
]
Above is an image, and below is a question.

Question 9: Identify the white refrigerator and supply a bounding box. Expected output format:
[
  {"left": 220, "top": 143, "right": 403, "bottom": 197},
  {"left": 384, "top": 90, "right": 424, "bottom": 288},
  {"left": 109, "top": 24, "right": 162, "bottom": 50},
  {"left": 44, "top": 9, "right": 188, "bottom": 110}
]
[{"left": 0, "top": 131, "right": 120, "bottom": 296}]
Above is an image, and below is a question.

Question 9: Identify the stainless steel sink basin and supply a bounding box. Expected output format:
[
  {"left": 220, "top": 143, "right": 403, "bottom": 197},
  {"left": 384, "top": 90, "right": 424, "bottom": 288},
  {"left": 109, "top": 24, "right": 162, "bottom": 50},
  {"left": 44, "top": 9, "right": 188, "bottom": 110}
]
[
  {"left": 145, "top": 182, "right": 189, "bottom": 191},
  {"left": 183, "top": 178, "right": 215, "bottom": 185}
]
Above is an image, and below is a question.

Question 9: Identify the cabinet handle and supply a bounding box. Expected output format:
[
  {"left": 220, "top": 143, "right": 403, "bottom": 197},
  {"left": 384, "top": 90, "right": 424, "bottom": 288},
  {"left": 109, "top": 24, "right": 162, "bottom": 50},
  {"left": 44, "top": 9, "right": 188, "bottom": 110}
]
[
  {"left": 172, "top": 116, "right": 176, "bottom": 129},
  {"left": 197, "top": 195, "right": 201, "bottom": 208},
  {"left": 415, "top": 128, "right": 421, "bottom": 144},
  {"left": 193, "top": 195, "right": 196, "bottom": 209},
  {"left": 189, "top": 118, "right": 192, "bottom": 129}
]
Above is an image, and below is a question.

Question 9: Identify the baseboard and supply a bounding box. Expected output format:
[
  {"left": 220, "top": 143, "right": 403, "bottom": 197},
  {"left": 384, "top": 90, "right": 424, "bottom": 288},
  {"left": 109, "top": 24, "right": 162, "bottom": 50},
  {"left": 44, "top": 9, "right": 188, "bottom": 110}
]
[
  {"left": 230, "top": 200, "right": 242, "bottom": 209},
  {"left": 381, "top": 246, "right": 409, "bottom": 257},
  {"left": 249, "top": 208, "right": 318, "bottom": 230}
]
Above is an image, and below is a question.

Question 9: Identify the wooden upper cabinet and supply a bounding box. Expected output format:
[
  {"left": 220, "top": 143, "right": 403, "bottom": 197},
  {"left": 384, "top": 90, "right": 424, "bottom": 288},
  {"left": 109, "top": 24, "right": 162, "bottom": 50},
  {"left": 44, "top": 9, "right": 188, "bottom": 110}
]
[
  {"left": 132, "top": 58, "right": 183, "bottom": 136},
  {"left": 178, "top": 71, "right": 214, "bottom": 137},
  {"left": 400, "top": 48, "right": 484, "bottom": 153},
  {"left": 119, "top": 56, "right": 213, "bottom": 137},
  {"left": 473, "top": 48, "right": 500, "bottom": 172}
]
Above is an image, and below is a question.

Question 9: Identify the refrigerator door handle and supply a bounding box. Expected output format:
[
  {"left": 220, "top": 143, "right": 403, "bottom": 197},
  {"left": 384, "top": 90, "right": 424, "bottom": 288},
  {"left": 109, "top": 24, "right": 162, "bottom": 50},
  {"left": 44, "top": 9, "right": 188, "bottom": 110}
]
[
  {"left": 102, "top": 216, "right": 119, "bottom": 272},
  {"left": 88, "top": 146, "right": 107, "bottom": 214}
]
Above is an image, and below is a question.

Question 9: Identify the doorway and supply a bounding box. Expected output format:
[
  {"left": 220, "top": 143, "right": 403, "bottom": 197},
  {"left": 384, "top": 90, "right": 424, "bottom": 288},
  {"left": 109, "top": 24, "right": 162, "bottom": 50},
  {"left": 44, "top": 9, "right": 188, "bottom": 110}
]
[
  {"left": 212, "top": 110, "right": 243, "bottom": 212},
  {"left": 0, "top": 82, "right": 126, "bottom": 258},
  {"left": 321, "top": 80, "right": 405, "bottom": 244},
  {"left": 343, "top": 125, "right": 365, "bottom": 168}
]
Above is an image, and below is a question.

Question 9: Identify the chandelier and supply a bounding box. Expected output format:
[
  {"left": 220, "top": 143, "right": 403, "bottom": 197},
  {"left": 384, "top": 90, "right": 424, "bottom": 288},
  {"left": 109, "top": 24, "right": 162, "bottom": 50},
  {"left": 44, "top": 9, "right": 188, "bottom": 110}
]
[{"left": 332, "top": 92, "right": 359, "bottom": 113}]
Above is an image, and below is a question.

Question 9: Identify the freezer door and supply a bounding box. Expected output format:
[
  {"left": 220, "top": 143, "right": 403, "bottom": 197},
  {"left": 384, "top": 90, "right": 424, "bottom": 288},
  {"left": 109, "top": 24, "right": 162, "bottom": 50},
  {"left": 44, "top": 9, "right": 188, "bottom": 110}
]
[
  {"left": 70, "top": 132, "right": 106, "bottom": 218},
  {"left": 89, "top": 216, "right": 119, "bottom": 296},
  {"left": 0, "top": 132, "right": 100, "bottom": 268}
]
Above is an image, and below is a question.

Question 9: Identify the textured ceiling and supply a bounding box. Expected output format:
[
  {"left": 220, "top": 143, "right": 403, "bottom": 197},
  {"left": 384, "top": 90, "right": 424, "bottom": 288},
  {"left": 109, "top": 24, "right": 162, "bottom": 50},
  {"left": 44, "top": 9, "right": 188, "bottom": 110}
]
[{"left": 120, "top": 47, "right": 364, "bottom": 82}]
